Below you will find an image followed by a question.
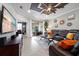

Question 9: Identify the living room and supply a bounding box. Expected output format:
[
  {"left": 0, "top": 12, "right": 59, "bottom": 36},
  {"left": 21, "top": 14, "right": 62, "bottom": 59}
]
[{"left": 0, "top": 2, "right": 79, "bottom": 57}]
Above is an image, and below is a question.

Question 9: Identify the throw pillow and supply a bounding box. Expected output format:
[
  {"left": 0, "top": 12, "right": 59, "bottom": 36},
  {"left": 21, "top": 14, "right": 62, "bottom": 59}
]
[{"left": 66, "top": 33, "right": 75, "bottom": 40}]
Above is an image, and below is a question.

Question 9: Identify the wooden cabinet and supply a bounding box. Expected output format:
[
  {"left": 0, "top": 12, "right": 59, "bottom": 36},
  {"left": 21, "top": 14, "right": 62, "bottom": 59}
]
[
  {"left": 0, "top": 34, "right": 23, "bottom": 56},
  {"left": 0, "top": 44, "right": 19, "bottom": 56}
]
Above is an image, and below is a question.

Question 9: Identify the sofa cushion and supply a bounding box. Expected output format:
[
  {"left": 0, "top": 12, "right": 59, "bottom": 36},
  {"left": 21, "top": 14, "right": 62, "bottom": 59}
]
[
  {"left": 74, "top": 33, "right": 79, "bottom": 40},
  {"left": 66, "top": 33, "right": 75, "bottom": 40},
  {"left": 58, "top": 39, "right": 77, "bottom": 49},
  {"left": 53, "top": 36, "right": 64, "bottom": 41}
]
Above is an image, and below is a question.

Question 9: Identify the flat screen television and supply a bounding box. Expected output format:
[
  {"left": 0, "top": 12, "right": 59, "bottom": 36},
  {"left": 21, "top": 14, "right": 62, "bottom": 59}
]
[
  {"left": 0, "top": 10, "right": 2, "bottom": 33},
  {"left": 1, "top": 6, "right": 16, "bottom": 33}
]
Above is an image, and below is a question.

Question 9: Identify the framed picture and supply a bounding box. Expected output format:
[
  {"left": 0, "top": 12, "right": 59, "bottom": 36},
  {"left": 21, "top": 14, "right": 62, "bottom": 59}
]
[
  {"left": 55, "top": 24, "right": 58, "bottom": 28},
  {"left": 68, "top": 14, "right": 75, "bottom": 20},
  {"left": 67, "top": 22, "right": 72, "bottom": 26},
  {"left": 59, "top": 20, "right": 65, "bottom": 25}
]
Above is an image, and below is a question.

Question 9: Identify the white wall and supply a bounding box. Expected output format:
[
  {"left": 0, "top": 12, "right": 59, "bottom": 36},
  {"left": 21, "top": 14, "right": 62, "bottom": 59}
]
[
  {"left": 0, "top": 4, "right": 2, "bottom": 10},
  {"left": 17, "top": 17, "right": 33, "bottom": 38},
  {"left": 48, "top": 6, "right": 79, "bottom": 30}
]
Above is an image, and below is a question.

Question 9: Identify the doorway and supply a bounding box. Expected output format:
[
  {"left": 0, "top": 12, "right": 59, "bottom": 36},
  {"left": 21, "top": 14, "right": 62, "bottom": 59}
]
[{"left": 17, "top": 22, "right": 27, "bottom": 35}]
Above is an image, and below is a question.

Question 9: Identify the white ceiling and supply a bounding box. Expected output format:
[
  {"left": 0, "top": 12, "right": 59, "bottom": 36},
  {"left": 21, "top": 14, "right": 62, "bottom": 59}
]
[
  {"left": 9, "top": 3, "right": 32, "bottom": 19},
  {"left": 6, "top": 3, "right": 79, "bottom": 21}
]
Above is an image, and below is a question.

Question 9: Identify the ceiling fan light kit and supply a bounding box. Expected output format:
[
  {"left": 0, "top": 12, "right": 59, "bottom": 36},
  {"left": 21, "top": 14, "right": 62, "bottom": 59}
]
[{"left": 30, "top": 3, "right": 68, "bottom": 15}]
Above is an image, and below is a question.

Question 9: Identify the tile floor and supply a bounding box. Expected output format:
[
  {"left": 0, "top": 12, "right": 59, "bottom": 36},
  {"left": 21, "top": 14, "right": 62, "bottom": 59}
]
[{"left": 22, "top": 36, "right": 49, "bottom": 56}]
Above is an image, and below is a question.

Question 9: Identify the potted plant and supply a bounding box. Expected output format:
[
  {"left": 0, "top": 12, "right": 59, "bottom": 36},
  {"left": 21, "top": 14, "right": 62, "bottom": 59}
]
[{"left": 44, "top": 21, "right": 48, "bottom": 31}]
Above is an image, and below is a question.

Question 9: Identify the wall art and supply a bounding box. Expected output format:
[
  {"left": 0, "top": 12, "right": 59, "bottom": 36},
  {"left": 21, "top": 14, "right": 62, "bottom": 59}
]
[
  {"left": 55, "top": 24, "right": 58, "bottom": 28},
  {"left": 67, "top": 22, "right": 72, "bottom": 26},
  {"left": 68, "top": 14, "right": 75, "bottom": 20},
  {"left": 59, "top": 20, "right": 65, "bottom": 25}
]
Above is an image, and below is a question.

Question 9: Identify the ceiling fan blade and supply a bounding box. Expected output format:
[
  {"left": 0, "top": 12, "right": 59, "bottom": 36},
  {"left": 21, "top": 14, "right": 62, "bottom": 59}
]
[
  {"left": 55, "top": 3, "right": 68, "bottom": 9},
  {"left": 41, "top": 3, "right": 48, "bottom": 9},
  {"left": 53, "top": 11, "right": 56, "bottom": 13}
]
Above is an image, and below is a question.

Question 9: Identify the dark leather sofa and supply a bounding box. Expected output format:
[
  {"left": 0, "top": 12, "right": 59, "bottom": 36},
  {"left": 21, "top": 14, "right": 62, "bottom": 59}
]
[{"left": 49, "top": 29, "right": 79, "bottom": 56}]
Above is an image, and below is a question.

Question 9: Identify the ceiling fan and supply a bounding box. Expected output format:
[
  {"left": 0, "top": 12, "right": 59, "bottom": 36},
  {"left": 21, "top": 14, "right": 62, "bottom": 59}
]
[{"left": 40, "top": 3, "right": 67, "bottom": 15}]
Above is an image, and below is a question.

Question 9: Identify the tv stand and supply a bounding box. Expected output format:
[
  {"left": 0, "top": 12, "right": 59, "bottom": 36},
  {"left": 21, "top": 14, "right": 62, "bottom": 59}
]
[{"left": 0, "top": 34, "right": 23, "bottom": 56}]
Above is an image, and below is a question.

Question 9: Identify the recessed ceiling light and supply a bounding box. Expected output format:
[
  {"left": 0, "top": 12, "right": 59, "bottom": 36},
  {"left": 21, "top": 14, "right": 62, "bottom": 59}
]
[
  {"left": 20, "top": 6, "right": 23, "bottom": 9},
  {"left": 27, "top": 10, "right": 31, "bottom": 13}
]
